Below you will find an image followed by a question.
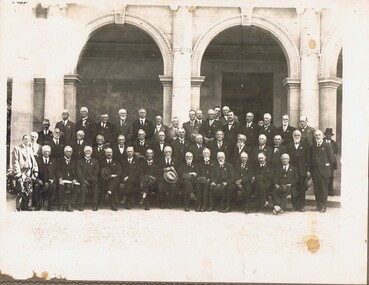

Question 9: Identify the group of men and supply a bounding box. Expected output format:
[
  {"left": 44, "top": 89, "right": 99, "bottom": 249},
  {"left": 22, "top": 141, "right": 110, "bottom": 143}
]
[{"left": 11, "top": 105, "right": 338, "bottom": 215}]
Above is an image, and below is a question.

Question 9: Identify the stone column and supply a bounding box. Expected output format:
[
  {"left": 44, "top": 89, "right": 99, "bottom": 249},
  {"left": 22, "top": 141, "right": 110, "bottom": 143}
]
[
  {"left": 171, "top": 6, "right": 193, "bottom": 125},
  {"left": 318, "top": 77, "right": 342, "bottom": 134},
  {"left": 64, "top": 74, "right": 81, "bottom": 122},
  {"left": 282, "top": 78, "right": 300, "bottom": 128},
  {"left": 159, "top": 75, "right": 173, "bottom": 126},
  {"left": 299, "top": 8, "right": 320, "bottom": 128},
  {"left": 191, "top": 76, "right": 205, "bottom": 110}
]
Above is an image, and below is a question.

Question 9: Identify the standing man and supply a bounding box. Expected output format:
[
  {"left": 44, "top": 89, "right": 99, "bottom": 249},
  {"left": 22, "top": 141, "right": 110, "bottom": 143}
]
[
  {"left": 37, "top": 119, "right": 53, "bottom": 145},
  {"left": 30, "top": 132, "right": 42, "bottom": 157},
  {"left": 76, "top": 146, "right": 100, "bottom": 211},
  {"left": 201, "top": 109, "right": 222, "bottom": 145},
  {"left": 112, "top": 135, "right": 127, "bottom": 161},
  {"left": 259, "top": 113, "right": 277, "bottom": 147},
  {"left": 55, "top": 109, "right": 76, "bottom": 146},
  {"left": 183, "top": 109, "right": 201, "bottom": 142},
  {"left": 167, "top": 117, "right": 180, "bottom": 142},
  {"left": 72, "top": 130, "right": 88, "bottom": 160},
  {"left": 188, "top": 134, "right": 205, "bottom": 163},
  {"left": 96, "top": 114, "right": 117, "bottom": 146},
  {"left": 49, "top": 128, "right": 65, "bottom": 160},
  {"left": 253, "top": 134, "right": 273, "bottom": 167},
  {"left": 118, "top": 109, "right": 133, "bottom": 144},
  {"left": 323, "top": 128, "right": 338, "bottom": 196},
  {"left": 223, "top": 110, "right": 243, "bottom": 147},
  {"left": 270, "top": 135, "right": 288, "bottom": 171},
  {"left": 171, "top": 127, "right": 190, "bottom": 163},
  {"left": 286, "top": 130, "right": 311, "bottom": 212},
  {"left": 276, "top": 114, "right": 295, "bottom": 145},
  {"left": 298, "top": 115, "right": 315, "bottom": 146},
  {"left": 152, "top": 115, "right": 169, "bottom": 144},
  {"left": 132, "top": 108, "right": 154, "bottom": 142},
  {"left": 208, "top": 130, "right": 231, "bottom": 161},
  {"left": 195, "top": 109, "right": 204, "bottom": 125},
  {"left": 132, "top": 129, "right": 152, "bottom": 157},
  {"left": 76, "top": 107, "right": 97, "bottom": 145},
  {"left": 152, "top": 131, "right": 171, "bottom": 160},
  {"left": 244, "top": 112, "right": 258, "bottom": 147},
  {"left": 233, "top": 134, "right": 251, "bottom": 164},
  {"left": 92, "top": 135, "right": 109, "bottom": 162},
  {"left": 311, "top": 130, "right": 335, "bottom": 213}
]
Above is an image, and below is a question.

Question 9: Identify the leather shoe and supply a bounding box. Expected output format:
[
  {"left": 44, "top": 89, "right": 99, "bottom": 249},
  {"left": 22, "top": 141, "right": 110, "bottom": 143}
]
[
  {"left": 311, "top": 207, "right": 320, "bottom": 212},
  {"left": 207, "top": 206, "right": 213, "bottom": 212},
  {"left": 92, "top": 205, "right": 98, "bottom": 211},
  {"left": 111, "top": 206, "right": 118, "bottom": 211},
  {"left": 201, "top": 205, "right": 207, "bottom": 212},
  {"left": 291, "top": 207, "right": 296, "bottom": 212},
  {"left": 185, "top": 207, "right": 190, "bottom": 212},
  {"left": 245, "top": 208, "right": 250, "bottom": 214},
  {"left": 223, "top": 207, "right": 231, "bottom": 213},
  {"left": 145, "top": 206, "right": 150, "bottom": 210},
  {"left": 299, "top": 207, "right": 305, "bottom": 212},
  {"left": 195, "top": 205, "right": 201, "bottom": 212},
  {"left": 79, "top": 204, "right": 84, "bottom": 211},
  {"left": 319, "top": 208, "right": 326, "bottom": 213}
]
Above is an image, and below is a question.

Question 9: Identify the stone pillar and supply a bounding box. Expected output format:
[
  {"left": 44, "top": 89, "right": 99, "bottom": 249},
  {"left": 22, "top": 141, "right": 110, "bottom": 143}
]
[
  {"left": 33, "top": 78, "right": 45, "bottom": 131},
  {"left": 299, "top": 8, "right": 320, "bottom": 128},
  {"left": 191, "top": 76, "right": 205, "bottom": 110},
  {"left": 64, "top": 74, "right": 81, "bottom": 122},
  {"left": 282, "top": 78, "right": 300, "bottom": 128},
  {"left": 171, "top": 6, "right": 193, "bottom": 125},
  {"left": 318, "top": 77, "right": 342, "bottom": 134},
  {"left": 159, "top": 75, "right": 173, "bottom": 126}
]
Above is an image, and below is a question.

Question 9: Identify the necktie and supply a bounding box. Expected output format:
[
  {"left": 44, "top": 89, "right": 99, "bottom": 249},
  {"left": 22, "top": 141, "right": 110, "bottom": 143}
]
[
  {"left": 283, "top": 126, "right": 287, "bottom": 132},
  {"left": 108, "top": 160, "right": 111, "bottom": 164},
  {"left": 218, "top": 142, "right": 222, "bottom": 148},
  {"left": 220, "top": 164, "right": 224, "bottom": 168},
  {"left": 44, "top": 158, "right": 48, "bottom": 164},
  {"left": 121, "top": 120, "right": 124, "bottom": 126},
  {"left": 82, "top": 119, "right": 86, "bottom": 127},
  {"left": 86, "top": 159, "right": 90, "bottom": 164},
  {"left": 241, "top": 163, "right": 245, "bottom": 169},
  {"left": 129, "top": 159, "right": 132, "bottom": 164},
  {"left": 274, "top": 147, "right": 278, "bottom": 153},
  {"left": 140, "top": 141, "right": 144, "bottom": 146},
  {"left": 205, "top": 161, "right": 209, "bottom": 165},
  {"left": 166, "top": 158, "right": 170, "bottom": 166},
  {"left": 140, "top": 120, "right": 144, "bottom": 126},
  {"left": 56, "top": 139, "right": 59, "bottom": 145},
  {"left": 259, "top": 146, "right": 263, "bottom": 150},
  {"left": 283, "top": 166, "right": 287, "bottom": 171},
  {"left": 247, "top": 123, "right": 250, "bottom": 128},
  {"left": 98, "top": 146, "right": 102, "bottom": 152},
  {"left": 148, "top": 161, "right": 152, "bottom": 166},
  {"left": 64, "top": 121, "right": 67, "bottom": 127},
  {"left": 228, "top": 124, "right": 232, "bottom": 130},
  {"left": 190, "top": 122, "right": 194, "bottom": 127},
  {"left": 66, "top": 160, "right": 70, "bottom": 165}
]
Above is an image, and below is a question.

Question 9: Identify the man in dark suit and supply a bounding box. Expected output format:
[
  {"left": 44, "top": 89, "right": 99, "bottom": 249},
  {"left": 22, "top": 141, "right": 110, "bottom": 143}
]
[
  {"left": 271, "top": 135, "right": 288, "bottom": 171},
  {"left": 72, "top": 130, "right": 89, "bottom": 160},
  {"left": 152, "top": 131, "right": 171, "bottom": 160},
  {"left": 259, "top": 113, "right": 277, "bottom": 147},
  {"left": 112, "top": 135, "right": 127, "bottom": 161},
  {"left": 157, "top": 146, "right": 180, "bottom": 209},
  {"left": 139, "top": 149, "right": 160, "bottom": 210},
  {"left": 323, "top": 128, "right": 338, "bottom": 196},
  {"left": 75, "top": 106, "right": 97, "bottom": 146},
  {"left": 132, "top": 129, "right": 152, "bottom": 157},
  {"left": 92, "top": 135, "right": 109, "bottom": 162},
  {"left": 209, "top": 151, "right": 235, "bottom": 212},
  {"left": 131, "top": 108, "right": 154, "bottom": 142},
  {"left": 55, "top": 109, "right": 76, "bottom": 146},
  {"left": 183, "top": 109, "right": 201, "bottom": 142},
  {"left": 252, "top": 134, "right": 273, "bottom": 167},
  {"left": 119, "top": 146, "right": 140, "bottom": 209},
  {"left": 244, "top": 112, "right": 258, "bottom": 147},
  {"left": 37, "top": 119, "right": 53, "bottom": 145},
  {"left": 272, "top": 153, "right": 298, "bottom": 215},
  {"left": 228, "top": 152, "right": 253, "bottom": 213},
  {"left": 34, "top": 145, "right": 57, "bottom": 211},
  {"left": 251, "top": 152, "right": 273, "bottom": 212},
  {"left": 99, "top": 148, "right": 122, "bottom": 211},
  {"left": 223, "top": 111, "right": 244, "bottom": 147},
  {"left": 167, "top": 117, "right": 180, "bottom": 143},
  {"left": 311, "top": 130, "right": 335, "bottom": 213},
  {"left": 201, "top": 109, "right": 223, "bottom": 145},
  {"left": 276, "top": 114, "right": 295, "bottom": 145},
  {"left": 152, "top": 115, "right": 169, "bottom": 144},
  {"left": 96, "top": 114, "right": 117, "bottom": 146},
  {"left": 56, "top": 146, "right": 79, "bottom": 212},
  {"left": 188, "top": 134, "right": 205, "bottom": 163},
  {"left": 208, "top": 130, "right": 231, "bottom": 161},
  {"left": 195, "top": 148, "right": 216, "bottom": 212},
  {"left": 49, "top": 128, "right": 65, "bottom": 160},
  {"left": 196, "top": 109, "right": 204, "bottom": 126},
  {"left": 298, "top": 115, "right": 315, "bottom": 146},
  {"left": 233, "top": 134, "right": 252, "bottom": 164},
  {"left": 171, "top": 127, "right": 191, "bottom": 163},
  {"left": 118, "top": 109, "right": 133, "bottom": 145},
  {"left": 76, "top": 146, "right": 100, "bottom": 211},
  {"left": 287, "top": 129, "right": 311, "bottom": 212},
  {"left": 177, "top": 152, "right": 199, "bottom": 211}
]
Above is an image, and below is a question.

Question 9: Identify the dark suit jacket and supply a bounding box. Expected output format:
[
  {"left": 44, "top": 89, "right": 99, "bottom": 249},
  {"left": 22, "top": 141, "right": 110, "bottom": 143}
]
[
  {"left": 111, "top": 144, "right": 128, "bottom": 162},
  {"left": 244, "top": 122, "right": 258, "bottom": 146},
  {"left": 188, "top": 144, "right": 205, "bottom": 164},
  {"left": 140, "top": 159, "right": 161, "bottom": 179},
  {"left": 234, "top": 161, "right": 253, "bottom": 184},
  {"left": 196, "top": 159, "right": 216, "bottom": 180},
  {"left": 132, "top": 119, "right": 154, "bottom": 141},
  {"left": 131, "top": 140, "right": 152, "bottom": 157},
  {"left": 118, "top": 119, "right": 133, "bottom": 143},
  {"left": 210, "top": 162, "right": 235, "bottom": 185},
  {"left": 76, "top": 117, "right": 97, "bottom": 145},
  {"left": 208, "top": 140, "right": 232, "bottom": 161},
  {"left": 178, "top": 162, "right": 199, "bottom": 179},
  {"left": 96, "top": 122, "right": 118, "bottom": 145},
  {"left": 152, "top": 124, "right": 170, "bottom": 143},
  {"left": 299, "top": 126, "right": 315, "bottom": 146},
  {"left": 233, "top": 144, "right": 252, "bottom": 164},
  {"left": 259, "top": 124, "right": 277, "bottom": 146},
  {"left": 152, "top": 141, "right": 171, "bottom": 160},
  {"left": 271, "top": 144, "right": 288, "bottom": 169},
  {"left": 171, "top": 139, "right": 191, "bottom": 163},
  {"left": 37, "top": 130, "right": 53, "bottom": 146},
  {"left": 49, "top": 139, "right": 65, "bottom": 160},
  {"left": 157, "top": 157, "right": 180, "bottom": 182},
  {"left": 253, "top": 163, "right": 273, "bottom": 183},
  {"left": 252, "top": 145, "right": 273, "bottom": 166},
  {"left": 56, "top": 157, "right": 78, "bottom": 181},
  {"left": 311, "top": 141, "right": 335, "bottom": 177},
  {"left": 167, "top": 127, "right": 179, "bottom": 142},
  {"left": 223, "top": 121, "right": 244, "bottom": 146},
  {"left": 273, "top": 165, "right": 298, "bottom": 187},
  {"left": 121, "top": 157, "right": 140, "bottom": 182},
  {"left": 324, "top": 139, "right": 338, "bottom": 154},
  {"left": 277, "top": 125, "right": 296, "bottom": 145},
  {"left": 92, "top": 144, "right": 109, "bottom": 162},
  {"left": 201, "top": 119, "right": 223, "bottom": 140},
  {"left": 100, "top": 159, "right": 123, "bottom": 180},
  {"left": 36, "top": 156, "right": 57, "bottom": 182},
  {"left": 182, "top": 120, "right": 201, "bottom": 142},
  {"left": 76, "top": 157, "right": 100, "bottom": 185},
  {"left": 71, "top": 140, "right": 89, "bottom": 160},
  {"left": 55, "top": 120, "right": 76, "bottom": 146},
  {"left": 286, "top": 141, "right": 311, "bottom": 177}
]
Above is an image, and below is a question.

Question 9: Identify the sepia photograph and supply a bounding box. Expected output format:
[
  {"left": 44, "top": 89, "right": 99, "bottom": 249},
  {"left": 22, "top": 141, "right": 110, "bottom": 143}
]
[{"left": 0, "top": 0, "right": 368, "bottom": 284}]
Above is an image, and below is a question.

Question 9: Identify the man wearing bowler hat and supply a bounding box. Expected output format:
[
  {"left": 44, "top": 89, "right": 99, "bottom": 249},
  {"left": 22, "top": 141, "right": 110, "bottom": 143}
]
[{"left": 323, "top": 128, "right": 338, "bottom": 196}]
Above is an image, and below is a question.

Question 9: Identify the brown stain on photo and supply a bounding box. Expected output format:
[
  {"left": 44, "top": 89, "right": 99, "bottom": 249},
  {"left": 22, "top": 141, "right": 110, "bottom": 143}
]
[{"left": 303, "top": 234, "right": 320, "bottom": 254}]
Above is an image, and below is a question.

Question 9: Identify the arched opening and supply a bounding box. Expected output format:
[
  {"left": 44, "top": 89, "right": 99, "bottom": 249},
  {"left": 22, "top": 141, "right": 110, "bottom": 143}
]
[
  {"left": 76, "top": 23, "right": 164, "bottom": 125},
  {"left": 200, "top": 26, "right": 288, "bottom": 125}
]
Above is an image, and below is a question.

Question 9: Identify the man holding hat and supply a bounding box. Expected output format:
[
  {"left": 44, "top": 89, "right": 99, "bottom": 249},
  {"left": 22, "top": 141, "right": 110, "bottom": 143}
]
[
  {"left": 55, "top": 109, "right": 76, "bottom": 146},
  {"left": 323, "top": 128, "right": 338, "bottom": 196},
  {"left": 76, "top": 146, "right": 100, "bottom": 211}
]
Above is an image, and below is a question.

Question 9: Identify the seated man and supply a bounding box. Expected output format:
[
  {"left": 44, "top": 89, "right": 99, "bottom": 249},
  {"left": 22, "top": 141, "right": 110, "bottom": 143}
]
[
  {"left": 34, "top": 145, "right": 57, "bottom": 211},
  {"left": 100, "top": 148, "right": 122, "bottom": 211},
  {"left": 119, "top": 146, "right": 140, "bottom": 209},
  {"left": 157, "top": 146, "right": 180, "bottom": 209},
  {"left": 132, "top": 129, "right": 152, "bottom": 157},
  {"left": 272, "top": 153, "right": 298, "bottom": 215},
  {"left": 209, "top": 151, "right": 235, "bottom": 213},
  {"left": 92, "top": 135, "right": 108, "bottom": 162},
  {"left": 251, "top": 152, "right": 273, "bottom": 212},
  {"left": 228, "top": 151, "right": 253, "bottom": 214},
  {"left": 177, "top": 152, "right": 198, "bottom": 212},
  {"left": 195, "top": 148, "right": 216, "bottom": 212},
  {"left": 152, "top": 131, "right": 171, "bottom": 160},
  {"left": 139, "top": 149, "right": 160, "bottom": 210},
  {"left": 76, "top": 146, "right": 100, "bottom": 211},
  {"left": 57, "top": 146, "right": 79, "bottom": 212}
]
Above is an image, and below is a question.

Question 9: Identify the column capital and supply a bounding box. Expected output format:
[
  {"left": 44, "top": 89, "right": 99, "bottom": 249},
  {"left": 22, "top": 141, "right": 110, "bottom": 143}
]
[
  {"left": 159, "top": 75, "right": 173, "bottom": 87},
  {"left": 318, "top": 77, "right": 342, "bottom": 88},
  {"left": 191, "top": 76, "right": 205, "bottom": 87},
  {"left": 240, "top": 7, "right": 254, "bottom": 26},
  {"left": 282, "top": 78, "right": 300, "bottom": 89},
  {"left": 64, "top": 74, "right": 82, "bottom": 86},
  {"left": 114, "top": 7, "right": 126, "bottom": 24}
]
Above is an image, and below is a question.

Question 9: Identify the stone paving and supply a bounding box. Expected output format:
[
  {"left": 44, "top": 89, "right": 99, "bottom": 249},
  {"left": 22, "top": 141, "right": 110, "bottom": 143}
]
[{"left": 0, "top": 195, "right": 365, "bottom": 284}]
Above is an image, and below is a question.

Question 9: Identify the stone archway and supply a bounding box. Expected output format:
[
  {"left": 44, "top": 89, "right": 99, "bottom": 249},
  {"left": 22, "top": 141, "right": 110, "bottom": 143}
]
[{"left": 192, "top": 14, "right": 300, "bottom": 79}]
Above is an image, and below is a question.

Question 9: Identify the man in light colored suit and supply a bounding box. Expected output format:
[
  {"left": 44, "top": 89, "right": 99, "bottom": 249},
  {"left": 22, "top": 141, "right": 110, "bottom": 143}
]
[{"left": 55, "top": 109, "right": 76, "bottom": 146}]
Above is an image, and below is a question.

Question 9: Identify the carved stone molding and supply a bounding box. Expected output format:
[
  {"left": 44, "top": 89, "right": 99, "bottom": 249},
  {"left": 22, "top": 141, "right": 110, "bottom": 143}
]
[
  {"left": 159, "top": 75, "right": 173, "bottom": 87},
  {"left": 191, "top": 76, "right": 205, "bottom": 87},
  {"left": 240, "top": 7, "right": 254, "bottom": 26},
  {"left": 318, "top": 76, "right": 342, "bottom": 89},
  {"left": 282, "top": 78, "right": 301, "bottom": 89},
  {"left": 114, "top": 7, "right": 126, "bottom": 24},
  {"left": 64, "top": 74, "right": 82, "bottom": 86},
  {"left": 319, "top": 26, "right": 343, "bottom": 78}
]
